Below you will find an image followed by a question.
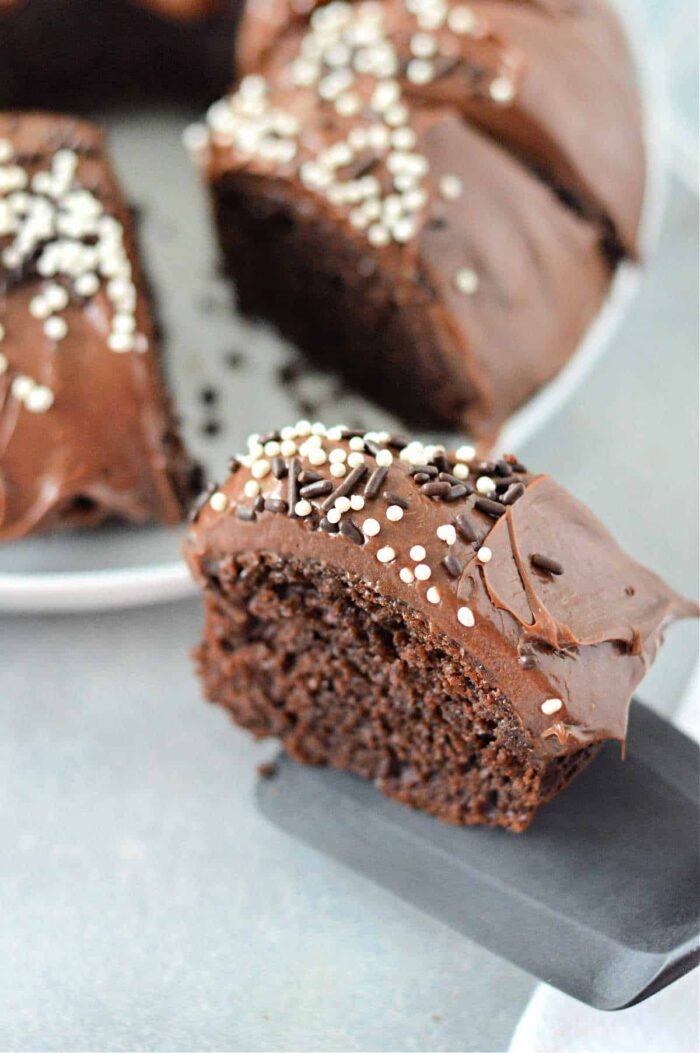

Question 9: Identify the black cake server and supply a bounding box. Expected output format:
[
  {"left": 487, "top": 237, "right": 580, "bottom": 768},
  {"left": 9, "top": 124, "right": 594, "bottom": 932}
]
[{"left": 257, "top": 699, "right": 699, "bottom": 1010}]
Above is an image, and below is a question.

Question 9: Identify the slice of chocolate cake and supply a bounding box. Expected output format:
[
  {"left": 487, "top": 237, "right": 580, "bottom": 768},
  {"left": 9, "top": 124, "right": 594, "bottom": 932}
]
[
  {"left": 0, "top": 1, "right": 240, "bottom": 109},
  {"left": 189, "top": 0, "right": 645, "bottom": 439},
  {"left": 185, "top": 423, "right": 697, "bottom": 832},
  {"left": 0, "top": 113, "right": 198, "bottom": 541}
]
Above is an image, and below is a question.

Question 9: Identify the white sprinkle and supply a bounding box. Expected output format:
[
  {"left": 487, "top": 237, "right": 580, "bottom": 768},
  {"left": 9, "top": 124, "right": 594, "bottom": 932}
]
[
  {"left": 295, "top": 499, "right": 312, "bottom": 517},
  {"left": 407, "top": 59, "right": 434, "bottom": 85},
  {"left": 347, "top": 451, "right": 366, "bottom": 468},
  {"left": 410, "top": 32, "right": 437, "bottom": 58},
  {"left": 362, "top": 517, "right": 381, "bottom": 537},
  {"left": 377, "top": 546, "right": 396, "bottom": 564},
  {"left": 335, "top": 496, "right": 351, "bottom": 513},
  {"left": 11, "top": 375, "right": 34, "bottom": 400},
  {"left": 108, "top": 333, "right": 134, "bottom": 353},
  {"left": 0, "top": 138, "right": 13, "bottom": 163},
  {"left": 243, "top": 479, "right": 260, "bottom": 499},
  {"left": 0, "top": 323, "right": 4, "bottom": 341},
  {"left": 368, "top": 223, "right": 390, "bottom": 247},
  {"left": 295, "top": 419, "right": 312, "bottom": 436},
  {"left": 456, "top": 444, "right": 476, "bottom": 462},
  {"left": 439, "top": 174, "right": 463, "bottom": 201},
  {"left": 490, "top": 75, "right": 516, "bottom": 105},
  {"left": 386, "top": 505, "right": 404, "bottom": 522},
  {"left": 410, "top": 544, "right": 426, "bottom": 561},
  {"left": 477, "top": 546, "right": 493, "bottom": 563},
  {"left": 326, "top": 507, "right": 342, "bottom": 524},
  {"left": 24, "top": 384, "right": 54, "bottom": 413},
  {"left": 251, "top": 459, "right": 271, "bottom": 480},
  {"left": 426, "top": 586, "right": 441, "bottom": 605},
  {"left": 437, "top": 524, "right": 457, "bottom": 545},
  {"left": 0, "top": 352, "right": 7, "bottom": 375},
  {"left": 453, "top": 463, "right": 469, "bottom": 480},
  {"left": 392, "top": 127, "right": 417, "bottom": 151},
  {"left": 335, "top": 92, "right": 361, "bottom": 116},
  {"left": 541, "top": 698, "right": 564, "bottom": 716},
  {"left": 330, "top": 462, "right": 347, "bottom": 477},
  {"left": 454, "top": 268, "right": 480, "bottom": 295},
  {"left": 399, "top": 567, "right": 415, "bottom": 584},
  {"left": 349, "top": 436, "right": 365, "bottom": 451},
  {"left": 264, "top": 441, "right": 281, "bottom": 457},
  {"left": 476, "top": 476, "right": 496, "bottom": 495},
  {"left": 44, "top": 316, "right": 67, "bottom": 341},
  {"left": 414, "top": 563, "right": 431, "bottom": 581},
  {"left": 448, "top": 5, "right": 477, "bottom": 34},
  {"left": 375, "top": 448, "right": 393, "bottom": 467},
  {"left": 329, "top": 447, "right": 347, "bottom": 463},
  {"left": 74, "top": 272, "right": 100, "bottom": 297},
  {"left": 280, "top": 439, "right": 297, "bottom": 457},
  {"left": 457, "top": 606, "right": 475, "bottom": 628},
  {"left": 29, "top": 296, "right": 50, "bottom": 319},
  {"left": 350, "top": 494, "right": 365, "bottom": 511},
  {"left": 182, "top": 122, "right": 209, "bottom": 153},
  {"left": 44, "top": 283, "right": 68, "bottom": 311},
  {"left": 308, "top": 447, "right": 328, "bottom": 466},
  {"left": 209, "top": 491, "right": 228, "bottom": 512}
]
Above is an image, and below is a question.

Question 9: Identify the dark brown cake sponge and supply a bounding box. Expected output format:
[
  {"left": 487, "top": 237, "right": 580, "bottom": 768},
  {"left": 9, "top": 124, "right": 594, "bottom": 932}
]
[
  {"left": 0, "top": 112, "right": 198, "bottom": 541},
  {"left": 184, "top": 423, "right": 697, "bottom": 831}
]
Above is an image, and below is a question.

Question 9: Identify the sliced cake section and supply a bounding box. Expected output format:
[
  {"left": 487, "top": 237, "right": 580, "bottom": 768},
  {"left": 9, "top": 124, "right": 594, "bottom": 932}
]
[
  {"left": 0, "top": 113, "right": 198, "bottom": 541},
  {"left": 189, "top": 0, "right": 644, "bottom": 438},
  {"left": 184, "top": 423, "right": 696, "bottom": 832}
]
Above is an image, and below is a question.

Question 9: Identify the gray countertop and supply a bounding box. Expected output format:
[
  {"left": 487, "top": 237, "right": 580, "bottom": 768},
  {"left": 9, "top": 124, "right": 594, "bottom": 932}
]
[{"left": 0, "top": 179, "right": 697, "bottom": 1052}]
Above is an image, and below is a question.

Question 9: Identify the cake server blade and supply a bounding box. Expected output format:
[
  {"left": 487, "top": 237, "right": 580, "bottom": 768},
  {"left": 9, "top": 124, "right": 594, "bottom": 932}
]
[{"left": 256, "top": 700, "right": 699, "bottom": 1010}]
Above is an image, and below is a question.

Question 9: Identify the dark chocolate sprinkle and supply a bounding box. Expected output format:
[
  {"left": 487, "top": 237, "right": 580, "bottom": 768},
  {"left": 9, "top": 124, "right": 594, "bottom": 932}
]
[
  {"left": 363, "top": 438, "right": 383, "bottom": 457},
  {"left": 264, "top": 498, "right": 288, "bottom": 514},
  {"left": 259, "top": 430, "right": 281, "bottom": 444},
  {"left": 227, "top": 457, "right": 241, "bottom": 474},
  {"left": 413, "top": 472, "right": 431, "bottom": 485},
  {"left": 438, "top": 472, "right": 461, "bottom": 485},
  {"left": 433, "top": 453, "right": 449, "bottom": 473},
  {"left": 200, "top": 386, "right": 218, "bottom": 405},
  {"left": 254, "top": 495, "right": 265, "bottom": 513},
  {"left": 495, "top": 460, "right": 512, "bottom": 477},
  {"left": 409, "top": 464, "right": 438, "bottom": 477},
  {"left": 531, "top": 553, "right": 564, "bottom": 576},
  {"left": 445, "top": 484, "right": 470, "bottom": 502},
  {"left": 298, "top": 469, "right": 323, "bottom": 485},
  {"left": 474, "top": 497, "right": 506, "bottom": 518},
  {"left": 519, "top": 654, "right": 537, "bottom": 670},
  {"left": 501, "top": 482, "right": 525, "bottom": 505},
  {"left": 494, "top": 475, "right": 516, "bottom": 492},
  {"left": 287, "top": 457, "right": 300, "bottom": 517},
  {"left": 322, "top": 463, "right": 368, "bottom": 511},
  {"left": 340, "top": 518, "right": 364, "bottom": 545},
  {"left": 236, "top": 505, "right": 256, "bottom": 522},
  {"left": 454, "top": 512, "right": 478, "bottom": 542},
  {"left": 442, "top": 554, "right": 463, "bottom": 578},
  {"left": 474, "top": 460, "right": 496, "bottom": 475},
  {"left": 300, "top": 479, "right": 334, "bottom": 499},
  {"left": 271, "top": 456, "right": 288, "bottom": 479},
  {"left": 319, "top": 516, "right": 339, "bottom": 534},
  {"left": 386, "top": 433, "right": 410, "bottom": 450},
  {"left": 382, "top": 491, "right": 409, "bottom": 509},
  {"left": 421, "top": 480, "right": 451, "bottom": 498},
  {"left": 364, "top": 465, "right": 389, "bottom": 500}
]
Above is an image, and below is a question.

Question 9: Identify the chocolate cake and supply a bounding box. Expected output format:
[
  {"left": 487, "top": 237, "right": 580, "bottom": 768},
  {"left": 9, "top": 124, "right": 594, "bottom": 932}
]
[
  {"left": 190, "top": 0, "right": 645, "bottom": 439},
  {"left": 185, "top": 422, "right": 697, "bottom": 832},
  {"left": 0, "top": 113, "right": 198, "bottom": 541},
  {"left": 0, "top": 1, "right": 240, "bottom": 109}
]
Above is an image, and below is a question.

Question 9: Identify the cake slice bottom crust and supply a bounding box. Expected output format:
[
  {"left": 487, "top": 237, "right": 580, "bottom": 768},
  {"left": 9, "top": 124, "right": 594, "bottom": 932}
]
[{"left": 195, "top": 550, "right": 598, "bottom": 832}]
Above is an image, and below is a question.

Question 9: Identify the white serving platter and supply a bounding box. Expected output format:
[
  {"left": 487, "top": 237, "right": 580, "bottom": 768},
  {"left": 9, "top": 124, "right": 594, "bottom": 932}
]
[{"left": 0, "top": 8, "right": 666, "bottom": 613}]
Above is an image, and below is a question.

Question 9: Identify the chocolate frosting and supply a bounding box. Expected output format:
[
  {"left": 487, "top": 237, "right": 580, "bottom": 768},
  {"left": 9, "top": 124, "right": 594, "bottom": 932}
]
[
  {"left": 185, "top": 424, "right": 697, "bottom": 759},
  {"left": 235, "top": 0, "right": 645, "bottom": 256},
  {"left": 0, "top": 113, "right": 195, "bottom": 541}
]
